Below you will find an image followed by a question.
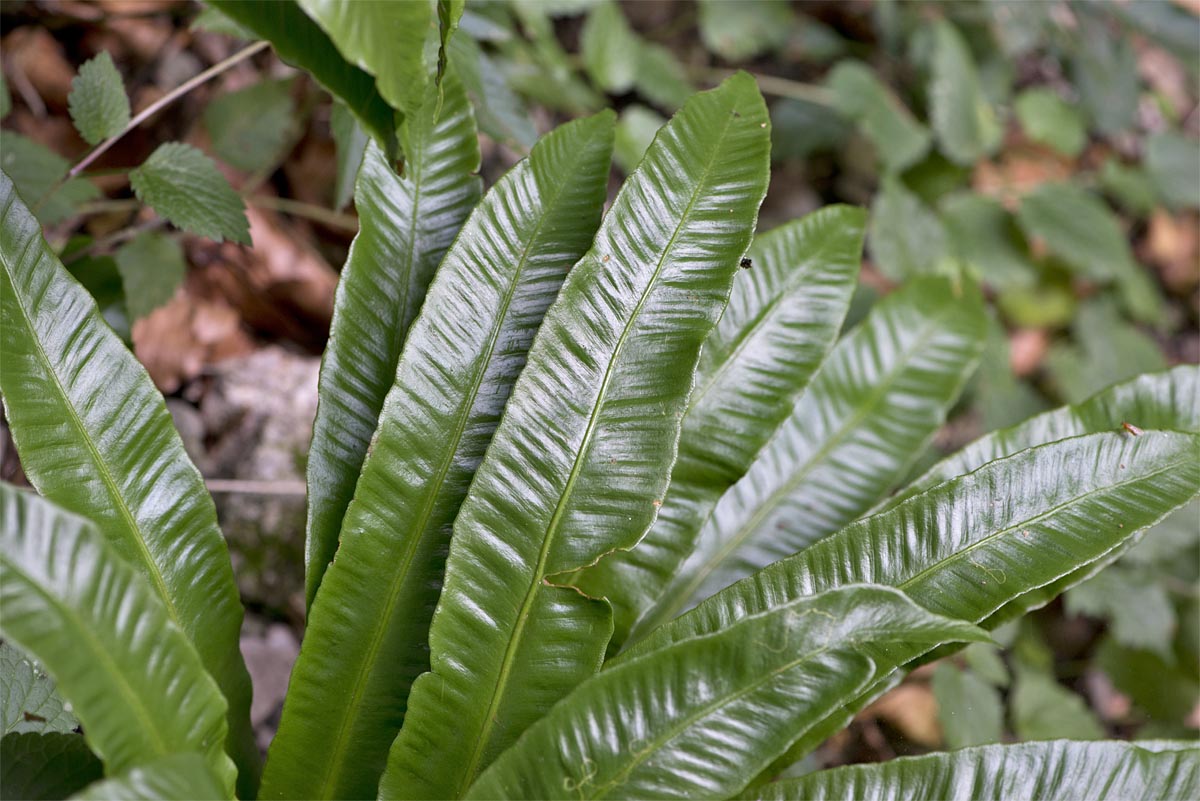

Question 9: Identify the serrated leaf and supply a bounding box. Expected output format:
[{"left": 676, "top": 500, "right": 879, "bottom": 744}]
[
  {"left": 113, "top": 231, "right": 186, "bottom": 321},
  {"left": 929, "top": 21, "right": 1001, "bottom": 165},
  {"left": 573, "top": 206, "right": 866, "bottom": 650},
  {"left": 0, "top": 172, "right": 257, "bottom": 796},
  {"left": 698, "top": 0, "right": 793, "bottom": 61},
  {"left": 940, "top": 193, "right": 1038, "bottom": 289},
  {"left": 468, "top": 585, "right": 986, "bottom": 800},
  {"left": 628, "top": 277, "right": 985, "bottom": 638},
  {"left": 581, "top": 1, "right": 638, "bottom": 94},
  {"left": 380, "top": 72, "right": 771, "bottom": 800},
  {"left": 67, "top": 52, "right": 130, "bottom": 146},
  {"left": 207, "top": 0, "right": 396, "bottom": 154},
  {"left": 265, "top": 112, "right": 613, "bottom": 801},
  {"left": 72, "top": 753, "right": 225, "bottom": 801},
  {"left": 203, "top": 78, "right": 297, "bottom": 173},
  {"left": 0, "top": 134, "right": 99, "bottom": 225},
  {"left": 0, "top": 486, "right": 235, "bottom": 793},
  {"left": 1, "top": 641, "right": 78, "bottom": 735},
  {"left": 129, "top": 143, "right": 249, "bottom": 244},
  {"left": 303, "top": 69, "right": 482, "bottom": 614},
  {"left": 827, "top": 61, "right": 930, "bottom": 173},
  {"left": 1146, "top": 131, "right": 1200, "bottom": 210},
  {"left": 932, "top": 663, "right": 1004, "bottom": 748},
  {"left": 753, "top": 740, "right": 1200, "bottom": 801},
  {"left": 869, "top": 177, "right": 950, "bottom": 280},
  {"left": 0, "top": 731, "right": 102, "bottom": 800},
  {"left": 1014, "top": 88, "right": 1086, "bottom": 157},
  {"left": 298, "top": 0, "right": 438, "bottom": 123}
]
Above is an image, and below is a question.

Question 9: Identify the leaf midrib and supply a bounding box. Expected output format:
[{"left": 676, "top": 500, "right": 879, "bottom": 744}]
[
  {"left": 458, "top": 108, "right": 742, "bottom": 794},
  {"left": 651, "top": 307, "right": 956, "bottom": 626},
  {"left": 0, "top": 207, "right": 180, "bottom": 626},
  {"left": 315, "top": 139, "right": 596, "bottom": 799}
]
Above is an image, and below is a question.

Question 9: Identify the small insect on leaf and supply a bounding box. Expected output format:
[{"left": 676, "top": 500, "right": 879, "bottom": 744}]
[
  {"left": 23, "top": 712, "right": 47, "bottom": 723},
  {"left": 1121, "top": 422, "right": 1144, "bottom": 436},
  {"left": 740, "top": 257, "right": 753, "bottom": 269}
]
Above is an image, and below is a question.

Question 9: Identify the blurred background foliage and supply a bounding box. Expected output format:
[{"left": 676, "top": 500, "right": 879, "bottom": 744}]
[{"left": 1, "top": 0, "right": 1197, "bottom": 765}]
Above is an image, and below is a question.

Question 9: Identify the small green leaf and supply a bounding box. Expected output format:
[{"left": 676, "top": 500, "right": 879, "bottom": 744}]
[
  {"left": 1098, "top": 637, "right": 1199, "bottom": 723},
  {"left": 929, "top": 20, "right": 1002, "bottom": 165},
  {"left": 67, "top": 52, "right": 130, "bottom": 146},
  {"left": 1014, "top": 88, "right": 1086, "bottom": 157},
  {"left": 932, "top": 662, "right": 1004, "bottom": 748},
  {"left": 963, "top": 642, "right": 1010, "bottom": 688},
  {"left": 613, "top": 105, "right": 665, "bottom": 173},
  {"left": 1072, "top": 25, "right": 1139, "bottom": 136},
  {"left": 129, "top": 143, "right": 250, "bottom": 244},
  {"left": 1, "top": 641, "right": 78, "bottom": 735},
  {"left": 1011, "top": 663, "right": 1104, "bottom": 741},
  {"left": 0, "top": 732, "right": 102, "bottom": 800},
  {"left": 0, "top": 133, "right": 99, "bottom": 225},
  {"left": 869, "top": 176, "right": 950, "bottom": 280},
  {"left": 698, "top": 0, "right": 793, "bottom": 61},
  {"left": 1146, "top": 131, "right": 1200, "bottom": 210},
  {"left": 940, "top": 192, "right": 1038, "bottom": 289},
  {"left": 1100, "top": 158, "right": 1158, "bottom": 216},
  {"left": 1066, "top": 565, "right": 1176, "bottom": 659},
  {"left": 581, "top": 1, "right": 638, "bottom": 94},
  {"left": 203, "top": 79, "right": 297, "bottom": 173},
  {"left": 827, "top": 60, "right": 930, "bottom": 173},
  {"left": 634, "top": 44, "right": 694, "bottom": 111},
  {"left": 330, "top": 102, "right": 367, "bottom": 211},
  {"left": 1046, "top": 298, "right": 1166, "bottom": 405},
  {"left": 113, "top": 232, "right": 186, "bottom": 321},
  {"left": 190, "top": 5, "right": 257, "bottom": 39}
]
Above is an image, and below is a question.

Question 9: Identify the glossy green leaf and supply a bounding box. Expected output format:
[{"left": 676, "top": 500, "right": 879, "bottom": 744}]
[
  {"left": 129, "top": 143, "right": 250, "bottom": 245},
  {"left": 0, "top": 172, "right": 257, "bottom": 796},
  {"left": 932, "top": 662, "right": 1003, "bottom": 748},
  {"left": 303, "top": 70, "right": 482, "bottom": 613},
  {"left": 0, "top": 133, "right": 99, "bottom": 225},
  {"left": 573, "top": 206, "right": 866, "bottom": 650},
  {"left": 581, "top": 1, "right": 638, "bottom": 94},
  {"left": 266, "top": 112, "right": 615, "bottom": 801},
  {"left": 869, "top": 177, "right": 951, "bottom": 280},
  {"left": 0, "top": 732, "right": 102, "bottom": 800},
  {"left": 1146, "top": 131, "right": 1200, "bottom": 210},
  {"left": 467, "top": 585, "right": 986, "bottom": 800},
  {"left": 381, "top": 72, "right": 770, "bottom": 800},
  {"left": 1014, "top": 88, "right": 1086, "bottom": 157},
  {"left": 827, "top": 60, "right": 930, "bottom": 173},
  {"left": 631, "top": 277, "right": 986, "bottom": 638},
  {"left": 113, "top": 230, "right": 186, "bottom": 321},
  {"left": 929, "top": 20, "right": 1002, "bottom": 165},
  {"left": 891, "top": 365, "right": 1200, "bottom": 507},
  {"left": 698, "top": 0, "right": 793, "bottom": 61},
  {"left": 297, "top": 0, "right": 438, "bottom": 125},
  {"left": 72, "top": 753, "right": 225, "bottom": 801},
  {"left": 0, "top": 486, "right": 235, "bottom": 794},
  {"left": 940, "top": 193, "right": 1038, "bottom": 290},
  {"left": 1, "top": 641, "right": 78, "bottom": 735},
  {"left": 203, "top": 78, "right": 298, "bottom": 173},
  {"left": 625, "top": 431, "right": 1200, "bottom": 665},
  {"left": 207, "top": 0, "right": 396, "bottom": 154},
  {"left": 67, "top": 52, "right": 130, "bottom": 146},
  {"left": 752, "top": 740, "right": 1200, "bottom": 801}
]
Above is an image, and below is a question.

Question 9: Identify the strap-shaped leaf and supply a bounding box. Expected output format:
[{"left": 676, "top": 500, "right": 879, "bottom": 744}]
[
  {"left": 631, "top": 276, "right": 986, "bottom": 640},
  {"left": 571, "top": 206, "right": 866, "bottom": 650},
  {"left": 623, "top": 431, "right": 1200, "bottom": 662},
  {"left": 297, "top": 0, "right": 439, "bottom": 125},
  {"left": 262, "top": 112, "right": 615, "bottom": 801},
  {"left": 891, "top": 365, "right": 1200, "bottom": 508},
  {"left": 73, "top": 753, "right": 225, "bottom": 801},
  {"left": 0, "top": 732, "right": 102, "bottom": 800},
  {"left": 0, "top": 485, "right": 235, "bottom": 795},
  {"left": 751, "top": 740, "right": 1200, "bottom": 801},
  {"left": 304, "top": 69, "right": 481, "bottom": 611},
  {"left": 380, "top": 72, "right": 771, "bottom": 800},
  {"left": 207, "top": 0, "right": 396, "bottom": 154},
  {"left": 466, "top": 585, "right": 986, "bottom": 800},
  {"left": 0, "top": 172, "right": 257, "bottom": 795}
]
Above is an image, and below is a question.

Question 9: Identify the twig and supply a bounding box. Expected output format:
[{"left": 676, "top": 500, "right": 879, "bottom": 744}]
[
  {"left": 692, "top": 66, "right": 836, "bottom": 106},
  {"left": 247, "top": 195, "right": 360, "bottom": 232},
  {"left": 205, "top": 479, "right": 308, "bottom": 496},
  {"left": 62, "top": 217, "right": 166, "bottom": 265},
  {"left": 34, "top": 41, "right": 270, "bottom": 212}
]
